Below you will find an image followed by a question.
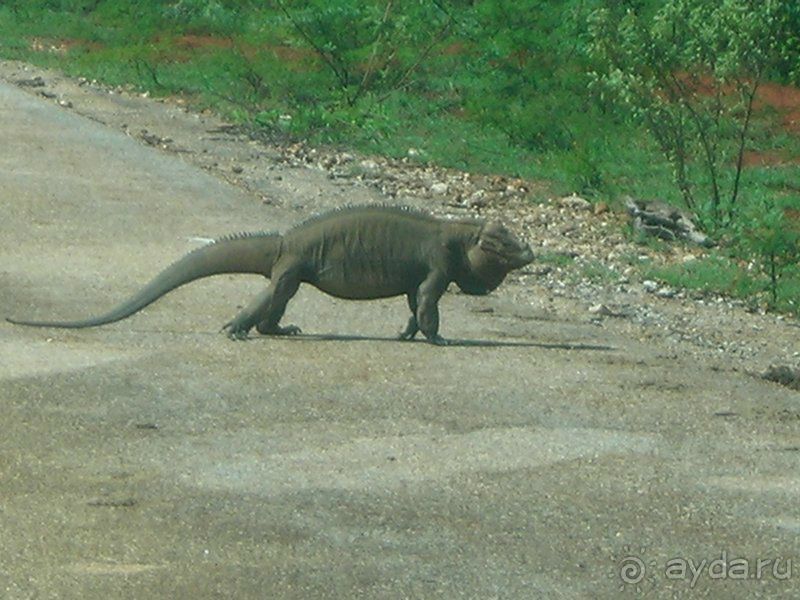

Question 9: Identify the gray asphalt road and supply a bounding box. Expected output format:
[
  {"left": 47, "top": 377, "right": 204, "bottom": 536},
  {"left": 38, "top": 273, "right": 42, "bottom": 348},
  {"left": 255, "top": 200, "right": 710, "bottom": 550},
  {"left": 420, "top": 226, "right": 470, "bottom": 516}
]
[{"left": 1, "top": 79, "right": 799, "bottom": 599}]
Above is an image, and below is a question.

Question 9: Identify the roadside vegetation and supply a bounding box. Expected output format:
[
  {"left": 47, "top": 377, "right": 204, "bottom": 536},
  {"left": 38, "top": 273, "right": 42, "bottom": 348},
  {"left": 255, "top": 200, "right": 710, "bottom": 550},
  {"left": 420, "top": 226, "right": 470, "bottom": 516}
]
[{"left": 0, "top": 0, "right": 797, "bottom": 314}]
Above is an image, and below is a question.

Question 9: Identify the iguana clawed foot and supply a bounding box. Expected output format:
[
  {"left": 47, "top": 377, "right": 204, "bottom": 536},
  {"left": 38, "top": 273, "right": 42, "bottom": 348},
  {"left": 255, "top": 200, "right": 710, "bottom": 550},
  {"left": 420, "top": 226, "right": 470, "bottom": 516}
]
[
  {"left": 221, "top": 318, "right": 254, "bottom": 341},
  {"left": 255, "top": 323, "right": 302, "bottom": 337},
  {"left": 398, "top": 316, "right": 418, "bottom": 341},
  {"left": 426, "top": 335, "right": 449, "bottom": 346},
  {"left": 398, "top": 330, "right": 449, "bottom": 346},
  {"left": 222, "top": 321, "right": 302, "bottom": 341}
]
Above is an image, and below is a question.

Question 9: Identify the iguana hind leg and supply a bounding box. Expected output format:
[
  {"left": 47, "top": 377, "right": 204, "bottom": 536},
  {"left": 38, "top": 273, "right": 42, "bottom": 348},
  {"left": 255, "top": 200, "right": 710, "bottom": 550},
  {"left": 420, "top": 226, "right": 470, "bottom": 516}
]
[
  {"left": 222, "top": 269, "right": 301, "bottom": 340},
  {"left": 254, "top": 270, "right": 301, "bottom": 337},
  {"left": 399, "top": 292, "right": 419, "bottom": 340}
]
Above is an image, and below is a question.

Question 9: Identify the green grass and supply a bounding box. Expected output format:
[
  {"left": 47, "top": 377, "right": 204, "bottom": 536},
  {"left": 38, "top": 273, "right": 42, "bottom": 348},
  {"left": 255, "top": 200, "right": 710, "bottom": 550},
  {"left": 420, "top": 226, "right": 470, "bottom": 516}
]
[
  {"left": 645, "top": 254, "right": 799, "bottom": 314},
  {"left": 577, "top": 259, "right": 619, "bottom": 284},
  {"left": 646, "top": 256, "right": 754, "bottom": 296},
  {"left": 537, "top": 251, "right": 577, "bottom": 268}
]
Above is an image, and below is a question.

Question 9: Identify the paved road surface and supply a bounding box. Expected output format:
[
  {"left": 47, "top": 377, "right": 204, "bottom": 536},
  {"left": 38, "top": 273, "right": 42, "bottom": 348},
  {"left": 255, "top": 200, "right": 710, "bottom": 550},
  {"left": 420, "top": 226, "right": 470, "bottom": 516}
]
[{"left": 1, "top": 80, "right": 798, "bottom": 599}]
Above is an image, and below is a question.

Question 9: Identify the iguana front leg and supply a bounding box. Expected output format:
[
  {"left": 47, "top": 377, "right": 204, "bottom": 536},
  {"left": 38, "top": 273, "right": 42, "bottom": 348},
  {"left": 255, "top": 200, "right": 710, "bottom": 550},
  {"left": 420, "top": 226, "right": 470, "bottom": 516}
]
[
  {"left": 254, "top": 268, "right": 301, "bottom": 337},
  {"left": 222, "top": 269, "right": 301, "bottom": 340},
  {"left": 414, "top": 273, "right": 450, "bottom": 346}
]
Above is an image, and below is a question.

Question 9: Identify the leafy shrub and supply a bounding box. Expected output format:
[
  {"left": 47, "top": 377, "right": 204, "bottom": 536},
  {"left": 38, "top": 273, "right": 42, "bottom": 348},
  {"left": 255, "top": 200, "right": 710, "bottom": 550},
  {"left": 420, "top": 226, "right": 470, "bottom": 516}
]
[
  {"left": 587, "top": 0, "right": 784, "bottom": 227},
  {"left": 735, "top": 194, "right": 800, "bottom": 308}
]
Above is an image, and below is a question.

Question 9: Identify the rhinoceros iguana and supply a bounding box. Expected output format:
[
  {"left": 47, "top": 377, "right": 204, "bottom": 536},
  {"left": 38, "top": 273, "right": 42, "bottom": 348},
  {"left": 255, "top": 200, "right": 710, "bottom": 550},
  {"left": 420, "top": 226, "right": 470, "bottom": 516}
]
[{"left": 7, "top": 205, "right": 534, "bottom": 345}]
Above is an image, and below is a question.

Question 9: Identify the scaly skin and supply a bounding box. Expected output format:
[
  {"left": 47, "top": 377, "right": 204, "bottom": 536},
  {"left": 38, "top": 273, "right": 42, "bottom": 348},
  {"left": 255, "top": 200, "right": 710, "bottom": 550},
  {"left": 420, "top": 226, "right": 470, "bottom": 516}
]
[{"left": 8, "top": 205, "right": 534, "bottom": 344}]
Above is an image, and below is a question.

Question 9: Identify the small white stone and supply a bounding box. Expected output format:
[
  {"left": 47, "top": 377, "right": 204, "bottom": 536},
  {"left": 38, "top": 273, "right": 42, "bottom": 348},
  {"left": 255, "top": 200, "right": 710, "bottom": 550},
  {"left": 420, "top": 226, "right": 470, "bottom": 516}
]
[
  {"left": 430, "top": 182, "right": 449, "bottom": 195},
  {"left": 559, "top": 194, "right": 592, "bottom": 211},
  {"left": 588, "top": 304, "right": 613, "bottom": 316},
  {"left": 656, "top": 287, "right": 676, "bottom": 298}
]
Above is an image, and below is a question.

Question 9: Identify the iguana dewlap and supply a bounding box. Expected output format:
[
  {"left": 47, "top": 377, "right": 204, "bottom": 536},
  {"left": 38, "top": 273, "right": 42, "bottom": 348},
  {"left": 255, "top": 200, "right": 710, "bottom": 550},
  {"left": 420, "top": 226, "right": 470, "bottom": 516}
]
[{"left": 8, "top": 205, "right": 534, "bottom": 345}]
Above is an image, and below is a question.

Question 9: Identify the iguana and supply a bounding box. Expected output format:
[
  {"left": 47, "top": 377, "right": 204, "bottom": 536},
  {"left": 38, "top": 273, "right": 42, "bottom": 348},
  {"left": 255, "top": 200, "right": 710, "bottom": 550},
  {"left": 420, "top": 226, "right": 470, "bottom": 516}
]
[{"left": 7, "top": 205, "right": 534, "bottom": 344}]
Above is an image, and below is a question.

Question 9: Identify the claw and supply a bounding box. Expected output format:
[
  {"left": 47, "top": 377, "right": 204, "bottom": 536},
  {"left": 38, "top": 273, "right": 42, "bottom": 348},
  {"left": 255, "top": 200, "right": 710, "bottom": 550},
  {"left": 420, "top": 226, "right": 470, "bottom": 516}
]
[
  {"left": 221, "top": 319, "right": 252, "bottom": 341},
  {"left": 256, "top": 322, "right": 302, "bottom": 336}
]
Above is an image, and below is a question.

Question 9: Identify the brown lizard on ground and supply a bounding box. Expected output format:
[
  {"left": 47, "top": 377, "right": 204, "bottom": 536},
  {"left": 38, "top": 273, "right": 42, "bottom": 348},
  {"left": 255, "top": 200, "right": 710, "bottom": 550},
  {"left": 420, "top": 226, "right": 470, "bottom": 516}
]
[{"left": 7, "top": 205, "right": 534, "bottom": 345}]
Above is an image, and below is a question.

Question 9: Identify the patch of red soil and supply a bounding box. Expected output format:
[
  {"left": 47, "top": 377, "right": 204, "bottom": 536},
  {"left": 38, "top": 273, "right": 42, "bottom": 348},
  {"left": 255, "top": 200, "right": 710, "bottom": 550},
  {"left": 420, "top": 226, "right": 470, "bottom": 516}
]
[
  {"left": 782, "top": 208, "right": 800, "bottom": 234},
  {"left": 745, "top": 82, "right": 800, "bottom": 166},
  {"left": 169, "top": 35, "right": 316, "bottom": 69},
  {"left": 741, "top": 149, "right": 800, "bottom": 168},
  {"left": 174, "top": 34, "right": 234, "bottom": 51},
  {"left": 439, "top": 41, "right": 467, "bottom": 56},
  {"left": 264, "top": 44, "right": 316, "bottom": 64},
  {"left": 755, "top": 81, "right": 800, "bottom": 111},
  {"left": 755, "top": 81, "right": 800, "bottom": 136},
  {"left": 673, "top": 73, "right": 800, "bottom": 140},
  {"left": 780, "top": 110, "right": 800, "bottom": 134}
]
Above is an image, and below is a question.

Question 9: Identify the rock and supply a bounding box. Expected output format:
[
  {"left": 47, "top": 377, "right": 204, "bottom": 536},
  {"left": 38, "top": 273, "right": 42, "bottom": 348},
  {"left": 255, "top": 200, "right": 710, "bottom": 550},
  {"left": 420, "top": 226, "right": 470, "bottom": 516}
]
[
  {"left": 588, "top": 303, "right": 629, "bottom": 318},
  {"left": 642, "top": 280, "right": 659, "bottom": 293},
  {"left": 761, "top": 365, "right": 800, "bottom": 391},
  {"left": 656, "top": 287, "right": 676, "bottom": 298},
  {"left": 16, "top": 76, "right": 46, "bottom": 87},
  {"left": 320, "top": 156, "right": 337, "bottom": 169},
  {"left": 559, "top": 194, "right": 592, "bottom": 211},
  {"left": 624, "top": 195, "right": 714, "bottom": 247},
  {"left": 589, "top": 303, "right": 614, "bottom": 316},
  {"left": 466, "top": 190, "right": 488, "bottom": 208},
  {"left": 430, "top": 182, "right": 449, "bottom": 195},
  {"left": 594, "top": 201, "right": 609, "bottom": 215},
  {"left": 359, "top": 159, "right": 379, "bottom": 172},
  {"left": 139, "top": 130, "right": 172, "bottom": 147}
]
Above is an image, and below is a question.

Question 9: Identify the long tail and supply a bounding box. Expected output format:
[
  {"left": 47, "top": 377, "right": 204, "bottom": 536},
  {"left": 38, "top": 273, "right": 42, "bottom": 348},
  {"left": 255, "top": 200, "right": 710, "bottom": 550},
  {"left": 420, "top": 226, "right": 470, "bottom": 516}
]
[{"left": 7, "top": 232, "right": 282, "bottom": 329}]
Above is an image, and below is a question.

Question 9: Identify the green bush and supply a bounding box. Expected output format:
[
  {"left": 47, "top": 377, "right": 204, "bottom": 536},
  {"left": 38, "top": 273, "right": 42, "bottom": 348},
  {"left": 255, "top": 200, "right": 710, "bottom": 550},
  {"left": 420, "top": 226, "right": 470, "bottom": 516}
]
[
  {"left": 735, "top": 194, "right": 800, "bottom": 308},
  {"left": 587, "top": 0, "right": 784, "bottom": 227}
]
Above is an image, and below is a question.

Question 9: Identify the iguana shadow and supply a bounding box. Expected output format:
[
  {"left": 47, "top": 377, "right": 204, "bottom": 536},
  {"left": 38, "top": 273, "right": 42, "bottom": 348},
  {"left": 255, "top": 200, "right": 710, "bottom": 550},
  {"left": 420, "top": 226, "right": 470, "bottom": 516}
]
[{"left": 255, "top": 332, "right": 615, "bottom": 351}]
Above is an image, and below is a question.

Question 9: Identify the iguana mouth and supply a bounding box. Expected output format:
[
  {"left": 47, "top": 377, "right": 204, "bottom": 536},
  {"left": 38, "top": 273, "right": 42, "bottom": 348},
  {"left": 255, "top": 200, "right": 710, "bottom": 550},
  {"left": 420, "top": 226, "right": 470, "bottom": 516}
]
[{"left": 512, "top": 245, "right": 535, "bottom": 268}]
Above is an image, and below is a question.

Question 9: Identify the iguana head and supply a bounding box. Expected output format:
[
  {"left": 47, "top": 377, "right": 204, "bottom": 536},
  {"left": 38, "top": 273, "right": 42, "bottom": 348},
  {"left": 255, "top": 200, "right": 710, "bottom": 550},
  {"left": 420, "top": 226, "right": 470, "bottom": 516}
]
[{"left": 456, "top": 221, "right": 534, "bottom": 295}]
